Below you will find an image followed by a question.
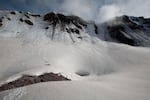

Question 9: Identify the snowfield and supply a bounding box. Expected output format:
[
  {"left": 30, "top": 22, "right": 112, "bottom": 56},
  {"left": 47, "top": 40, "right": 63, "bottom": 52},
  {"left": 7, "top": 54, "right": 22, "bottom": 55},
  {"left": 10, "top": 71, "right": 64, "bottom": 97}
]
[
  {"left": 0, "top": 11, "right": 150, "bottom": 100},
  {"left": 0, "top": 38, "right": 150, "bottom": 100}
]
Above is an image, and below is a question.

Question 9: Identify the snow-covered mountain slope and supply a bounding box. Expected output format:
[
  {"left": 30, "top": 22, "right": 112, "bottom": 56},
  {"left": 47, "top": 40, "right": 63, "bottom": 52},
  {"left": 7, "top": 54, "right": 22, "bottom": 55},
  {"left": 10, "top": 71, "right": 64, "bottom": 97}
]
[
  {"left": 0, "top": 38, "right": 150, "bottom": 100},
  {"left": 0, "top": 11, "right": 150, "bottom": 46},
  {"left": 0, "top": 11, "right": 150, "bottom": 100}
]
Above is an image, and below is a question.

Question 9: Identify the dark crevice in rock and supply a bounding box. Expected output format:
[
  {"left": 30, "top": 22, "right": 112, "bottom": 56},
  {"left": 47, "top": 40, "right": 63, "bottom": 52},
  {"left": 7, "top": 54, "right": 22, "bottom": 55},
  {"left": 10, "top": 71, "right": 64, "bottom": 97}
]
[
  {"left": 0, "top": 73, "right": 70, "bottom": 92},
  {"left": 94, "top": 24, "right": 98, "bottom": 34}
]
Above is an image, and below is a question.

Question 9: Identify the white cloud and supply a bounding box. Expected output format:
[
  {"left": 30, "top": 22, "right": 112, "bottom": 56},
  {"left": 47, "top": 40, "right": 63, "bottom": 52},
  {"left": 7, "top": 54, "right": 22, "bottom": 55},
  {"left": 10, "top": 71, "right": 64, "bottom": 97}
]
[
  {"left": 61, "top": 0, "right": 97, "bottom": 20},
  {"left": 60, "top": 0, "right": 150, "bottom": 23},
  {"left": 97, "top": 4, "right": 122, "bottom": 23},
  {"left": 119, "top": 0, "right": 150, "bottom": 18},
  {"left": 7, "top": 0, "right": 150, "bottom": 23}
]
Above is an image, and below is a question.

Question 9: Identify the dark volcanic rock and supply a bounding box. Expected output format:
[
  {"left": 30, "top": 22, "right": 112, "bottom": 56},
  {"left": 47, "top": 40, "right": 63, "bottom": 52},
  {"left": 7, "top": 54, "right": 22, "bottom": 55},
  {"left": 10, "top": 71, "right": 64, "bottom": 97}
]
[
  {"left": 107, "top": 25, "right": 136, "bottom": 46},
  {"left": 24, "top": 20, "right": 34, "bottom": 25},
  {"left": 0, "top": 23, "right": 2, "bottom": 27},
  {"left": 43, "top": 12, "right": 87, "bottom": 29},
  {"left": 44, "top": 12, "right": 58, "bottom": 23},
  {"left": 0, "top": 18, "right": 2, "bottom": 27},
  {"left": 122, "top": 15, "right": 144, "bottom": 30},
  {"left": 0, "top": 19, "right": 2, "bottom": 23},
  {"left": 43, "top": 12, "right": 87, "bottom": 40},
  {"left": 0, "top": 73, "right": 70, "bottom": 92},
  {"left": 144, "top": 18, "right": 150, "bottom": 25},
  {"left": 19, "top": 18, "right": 24, "bottom": 22},
  {"left": 45, "top": 26, "right": 49, "bottom": 30},
  {"left": 31, "top": 14, "right": 41, "bottom": 17},
  {"left": 104, "top": 15, "right": 150, "bottom": 46},
  {"left": 10, "top": 11, "right": 16, "bottom": 15}
]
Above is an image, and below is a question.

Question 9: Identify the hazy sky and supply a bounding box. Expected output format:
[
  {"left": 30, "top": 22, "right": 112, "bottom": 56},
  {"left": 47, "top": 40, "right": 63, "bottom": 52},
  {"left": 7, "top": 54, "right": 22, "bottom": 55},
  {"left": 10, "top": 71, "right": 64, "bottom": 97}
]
[{"left": 0, "top": 0, "right": 150, "bottom": 22}]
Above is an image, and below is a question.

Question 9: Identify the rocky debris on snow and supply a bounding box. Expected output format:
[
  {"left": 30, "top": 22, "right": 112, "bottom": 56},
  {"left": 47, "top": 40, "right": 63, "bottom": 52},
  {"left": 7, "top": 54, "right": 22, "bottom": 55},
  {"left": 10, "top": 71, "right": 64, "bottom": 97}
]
[{"left": 0, "top": 73, "right": 70, "bottom": 92}]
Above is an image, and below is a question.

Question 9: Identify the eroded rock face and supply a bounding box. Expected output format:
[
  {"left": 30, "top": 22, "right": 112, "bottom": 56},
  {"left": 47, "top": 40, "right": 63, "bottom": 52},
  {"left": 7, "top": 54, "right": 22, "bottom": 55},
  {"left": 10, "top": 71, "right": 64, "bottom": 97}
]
[{"left": 0, "top": 73, "right": 70, "bottom": 92}]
